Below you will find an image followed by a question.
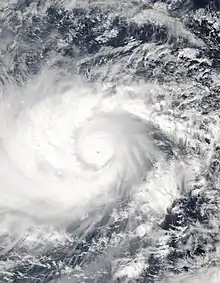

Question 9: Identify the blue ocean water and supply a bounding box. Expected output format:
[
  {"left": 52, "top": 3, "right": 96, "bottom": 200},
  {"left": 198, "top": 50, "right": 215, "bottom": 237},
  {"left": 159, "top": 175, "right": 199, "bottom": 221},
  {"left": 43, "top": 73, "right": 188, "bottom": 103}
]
[{"left": 0, "top": 0, "right": 220, "bottom": 282}]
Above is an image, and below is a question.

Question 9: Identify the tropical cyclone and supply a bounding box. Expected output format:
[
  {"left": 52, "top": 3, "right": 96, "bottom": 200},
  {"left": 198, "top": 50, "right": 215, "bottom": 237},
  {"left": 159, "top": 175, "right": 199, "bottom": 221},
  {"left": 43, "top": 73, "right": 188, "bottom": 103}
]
[{"left": 0, "top": 0, "right": 220, "bottom": 282}]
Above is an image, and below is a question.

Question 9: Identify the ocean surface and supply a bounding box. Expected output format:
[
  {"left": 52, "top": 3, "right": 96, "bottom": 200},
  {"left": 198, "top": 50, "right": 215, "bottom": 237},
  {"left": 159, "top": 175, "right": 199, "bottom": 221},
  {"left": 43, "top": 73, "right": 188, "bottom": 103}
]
[{"left": 0, "top": 0, "right": 220, "bottom": 282}]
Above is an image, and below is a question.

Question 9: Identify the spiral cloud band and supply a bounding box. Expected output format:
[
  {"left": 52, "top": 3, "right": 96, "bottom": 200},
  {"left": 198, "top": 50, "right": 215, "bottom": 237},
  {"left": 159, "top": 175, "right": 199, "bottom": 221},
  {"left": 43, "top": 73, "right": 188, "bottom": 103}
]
[
  {"left": 1, "top": 70, "right": 174, "bottom": 225},
  {"left": 1, "top": 0, "right": 220, "bottom": 282}
]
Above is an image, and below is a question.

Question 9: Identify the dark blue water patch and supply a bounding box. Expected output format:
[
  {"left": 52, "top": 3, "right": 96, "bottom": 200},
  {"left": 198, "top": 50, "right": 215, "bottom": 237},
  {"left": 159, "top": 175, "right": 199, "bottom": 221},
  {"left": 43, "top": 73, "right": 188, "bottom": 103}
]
[
  {"left": 168, "top": 0, "right": 216, "bottom": 15},
  {"left": 0, "top": 0, "right": 220, "bottom": 282},
  {"left": 161, "top": 193, "right": 210, "bottom": 230},
  {"left": 157, "top": 182, "right": 220, "bottom": 272},
  {"left": 0, "top": 202, "right": 132, "bottom": 283},
  {"left": 1, "top": 1, "right": 213, "bottom": 82}
]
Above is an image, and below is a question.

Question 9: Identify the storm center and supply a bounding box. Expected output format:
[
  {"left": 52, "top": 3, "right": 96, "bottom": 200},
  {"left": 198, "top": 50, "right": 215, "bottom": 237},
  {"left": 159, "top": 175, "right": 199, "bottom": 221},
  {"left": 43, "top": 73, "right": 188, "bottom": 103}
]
[{"left": 77, "top": 132, "right": 115, "bottom": 168}]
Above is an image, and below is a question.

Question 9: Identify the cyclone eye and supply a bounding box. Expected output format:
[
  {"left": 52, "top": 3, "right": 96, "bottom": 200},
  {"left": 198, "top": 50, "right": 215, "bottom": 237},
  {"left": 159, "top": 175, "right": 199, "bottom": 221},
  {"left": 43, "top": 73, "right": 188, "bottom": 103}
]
[{"left": 76, "top": 130, "right": 115, "bottom": 169}]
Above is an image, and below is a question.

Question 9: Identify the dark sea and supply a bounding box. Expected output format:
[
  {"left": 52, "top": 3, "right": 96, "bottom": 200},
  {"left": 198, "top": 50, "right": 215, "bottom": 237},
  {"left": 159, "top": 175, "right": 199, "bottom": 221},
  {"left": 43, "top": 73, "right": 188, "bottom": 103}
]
[{"left": 0, "top": 0, "right": 220, "bottom": 282}]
